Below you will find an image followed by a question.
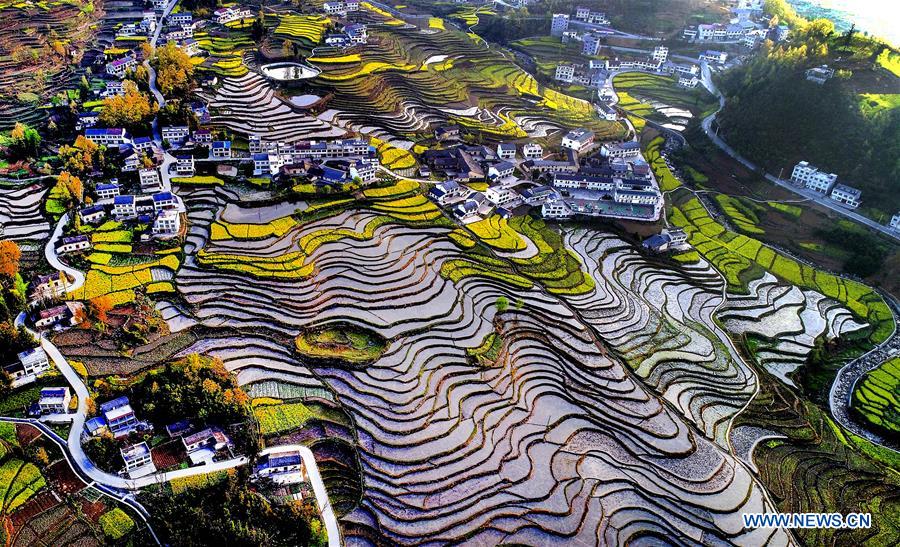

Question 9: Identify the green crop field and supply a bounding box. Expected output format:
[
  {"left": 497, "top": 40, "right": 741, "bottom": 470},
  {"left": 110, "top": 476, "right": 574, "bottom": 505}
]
[
  {"left": 672, "top": 197, "right": 893, "bottom": 343},
  {"left": 852, "top": 357, "right": 900, "bottom": 435}
]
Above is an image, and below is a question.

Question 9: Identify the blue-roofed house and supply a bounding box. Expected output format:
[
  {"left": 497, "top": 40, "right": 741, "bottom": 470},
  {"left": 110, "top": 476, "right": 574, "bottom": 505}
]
[
  {"left": 488, "top": 160, "right": 515, "bottom": 180},
  {"left": 84, "top": 416, "right": 108, "bottom": 436},
  {"left": 38, "top": 387, "right": 71, "bottom": 414},
  {"left": 152, "top": 191, "right": 176, "bottom": 211},
  {"left": 79, "top": 205, "right": 107, "bottom": 225},
  {"left": 95, "top": 183, "right": 120, "bottom": 200},
  {"left": 428, "top": 180, "right": 467, "bottom": 205},
  {"left": 101, "top": 396, "right": 139, "bottom": 437},
  {"left": 211, "top": 140, "right": 232, "bottom": 159},
  {"left": 84, "top": 127, "right": 128, "bottom": 146},
  {"left": 132, "top": 136, "right": 154, "bottom": 154},
  {"left": 254, "top": 448, "right": 307, "bottom": 484},
  {"left": 112, "top": 195, "right": 136, "bottom": 218}
]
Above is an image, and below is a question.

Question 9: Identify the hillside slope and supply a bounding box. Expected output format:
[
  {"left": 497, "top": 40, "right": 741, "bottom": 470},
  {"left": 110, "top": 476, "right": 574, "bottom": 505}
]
[{"left": 716, "top": 21, "right": 900, "bottom": 217}]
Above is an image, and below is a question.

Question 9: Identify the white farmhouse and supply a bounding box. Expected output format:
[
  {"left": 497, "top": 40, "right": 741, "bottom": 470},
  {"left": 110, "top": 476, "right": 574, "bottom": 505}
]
[
  {"left": 829, "top": 184, "right": 862, "bottom": 209},
  {"left": 561, "top": 129, "right": 594, "bottom": 153},
  {"left": 790, "top": 161, "right": 837, "bottom": 194}
]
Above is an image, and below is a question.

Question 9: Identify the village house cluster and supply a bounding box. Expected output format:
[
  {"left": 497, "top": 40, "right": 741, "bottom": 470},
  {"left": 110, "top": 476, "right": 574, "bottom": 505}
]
[
  {"left": 790, "top": 161, "right": 863, "bottom": 209},
  {"left": 682, "top": 0, "right": 789, "bottom": 49},
  {"left": 555, "top": 46, "right": 703, "bottom": 90},
  {"left": 251, "top": 137, "right": 379, "bottom": 185},
  {"left": 426, "top": 125, "right": 662, "bottom": 224}
]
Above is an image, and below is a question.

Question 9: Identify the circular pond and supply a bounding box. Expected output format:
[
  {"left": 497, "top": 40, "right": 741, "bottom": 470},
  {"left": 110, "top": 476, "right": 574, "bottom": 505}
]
[{"left": 260, "top": 62, "right": 320, "bottom": 81}]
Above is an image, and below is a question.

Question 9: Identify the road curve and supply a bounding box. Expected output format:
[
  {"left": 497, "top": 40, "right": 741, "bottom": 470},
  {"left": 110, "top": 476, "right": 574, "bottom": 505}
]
[
  {"left": 46, "top": 212, "right": 86, "bottom": 294},
  {"left": 828, "top": 294, "right": 900, "bottom": 451},
  {"left": 257, "top": 445, "right": 341, "bottom": 547},
  {"left": 699, "top": 66, "right": 899, "bottom": 241},
  {"left": 0, "top": 415, "right": 162, "bottom": 544}
]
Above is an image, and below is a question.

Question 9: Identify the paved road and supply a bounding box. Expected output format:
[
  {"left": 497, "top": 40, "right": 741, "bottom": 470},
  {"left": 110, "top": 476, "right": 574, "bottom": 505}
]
[
  {"left": 21, "top": 314, "right": 249, "bottom": 490},
  {"left": 45, "top": 212, "right": 86, "bottom": 295},
  {"left": 0, "top": 415, "right": 162, "bottom": 545},
  {"left": 698, "top": 65, "right": 900, "bottom": 242},
  {"left": 828, "top": 294, "right": 900, "bottom": 451},
  {"left": 143, "top": 1, "right": 177, "bottom": 112},
  {"left": 257, "top": 445, "right": 341, "bottom": 547}
]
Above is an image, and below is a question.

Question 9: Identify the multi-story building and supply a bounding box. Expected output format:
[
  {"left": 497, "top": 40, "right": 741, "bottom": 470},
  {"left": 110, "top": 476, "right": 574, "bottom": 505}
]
[
  {"left": 522, "top": 143, "right": 543, "bottom": 160},
  {"left": 323, "top": 1, "right": 346, "bottom": 15},
  {"left": 10, "top": 348, "right": 51, "bottom": 381},
  {"left": 162, "top": 126, "right": 190, "bottom": 145},
  {"left": 38, "top": 387, "right": 71, "bottom": 414},
  {"left": 485, "top": 185, "right": 523, "bottom": 210},
  {"left": 79, "top": 205, "right": 106, "bottom": 225},
  {"left": 183, "top": 427, "right": 231, "bottom": 453},
  {"left": 487, "top": 161, "right": 515, "bottom": 180},
  {"left": 496, "top": 143, "right": 516, "bottom": 160},
  {"left": 193, "top": 129, "right": 212, "bottom": 144},
  {"left": 601, "top": 141, "right": 642, "bottom": 159},
  {"left": 169, "top": 11, "right": 192, "bottom": 26},
  {"left": 254, "top": 449, "right": 306, "bottom": 482},
  {"left": 428, "top": 180, "right": 468, "bottom": 206},
  {"left": 176, "top": 155, "right": 195, "bottom": 176},
  {"left": 139, "top": 168, "right": 162, "bottom": 193},
  {"left": 34, "top": 305, "right": 69, "bottom": 329},
  {"left": 555, "top": 64, "right": 575, "bottom": 83},
  {"left": 890, "top": 212, "right": 900, "bottom": 231},
  {"left": 112, "top": 195, "right": 137, "bottom": 218},
  {"left": 213, "top": 6, "right": 252, "bottom": 24},
  {"left": 84, "top": 128, "right": 128, "bottom": 147},
  {"left": 55, "top": 235, "right": 91, "bottom": 255},
  {"left": 551, "top": 14, "right": 569, "bottom": 37},
  {"left": 211, "top": 140, "right": 232, "bottom": 159},
  {"left": 94, "top": 181, "right": 119, "bottom": 200},
  {"left": 561, "top": 129, "right": 594, "bottom": 153},
  {"left": 152, "top": 191, "right": 177, "bottom": 212},
  {"left": 153, "top": 209, "right": 181, "bottom": 235},
  {"left": 542, "top": 195, "right": 573, "bottom": 219},
  {"left": 106, "top": 55, "right": 137, "bottom": 78},
  {"left": 133, "top": 136, "right": 154, "bottom": 155},
  {"left": 699, "top": 50, "right": 728, "bottom": 64},
  {"left": 829, "top": 184, "right": 862, "bottom": 208},
  {"left": 805, "top": 65, "right": 835, "bottom": 84},
  {"left": 29, "top": 272, "right": 69, "bottom": 301},
  {"left": 651, "top": 46, "right": 668, "bottom": 62},
  {"left": 101, "top": 397, "right": 139, "bottom": 437},
  {"left": 790, "top": 161, "right": 837, "bottom": 194},
  {"left": 596, "top": 102, "right": 618, "bottom": 121},
  {"left": 582, "top": 33, "right": 602, "bottom": 56},
  {"left": 345, "top": 23, "right": 367, "bottom": 44},
  {"left": 121, "top": 442, "right": 156, "bottom": 478}
]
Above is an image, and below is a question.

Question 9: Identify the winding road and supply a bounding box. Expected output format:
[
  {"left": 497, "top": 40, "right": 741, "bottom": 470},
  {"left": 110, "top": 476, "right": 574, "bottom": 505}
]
[
  {"left": 2, "top": 3, "right": 343, "bottom": 544},
  {"left": 698, "top": 64, "right": 900, "bottom": 241},
  {"left": 257, "top": 446, "right": 340, "bottom": 547},
  {"left": 46, "top": 212, "right": 86, "bottom": 293},
  {"left": 828, "top": 293, "right": 900, "bottom": 451}
]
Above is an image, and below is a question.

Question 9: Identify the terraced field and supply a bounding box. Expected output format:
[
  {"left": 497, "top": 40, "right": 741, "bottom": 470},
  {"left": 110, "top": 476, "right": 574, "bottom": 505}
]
[
  {"left": 199, "top": 72, "right": 346, "bottom": 142},
  {"left": 308, "top": 21, "right": 626, "bottom": 144},
  {"left": 0, "top": 0, "right": 100, "bottom": 129},
  {"left": 852, "top": 356, "right": 900, "bottom": 436},
  {"left": 0, "top": 184, "right": 50, "bottom": 242},
  {"left": 159, "top": 180, "right": 825, "bottom": 544}
]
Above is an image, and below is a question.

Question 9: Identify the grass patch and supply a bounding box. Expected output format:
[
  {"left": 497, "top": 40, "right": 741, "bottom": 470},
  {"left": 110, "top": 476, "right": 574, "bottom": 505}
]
[
  {"left": 171, "top": 175, "right": 224, "bottom": 186},
  {"left": 295, "top": 325, "right": 387, "bottom": 364},
  {"left": 99, "top": 508, "right": 135, "bottom": 540}
]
